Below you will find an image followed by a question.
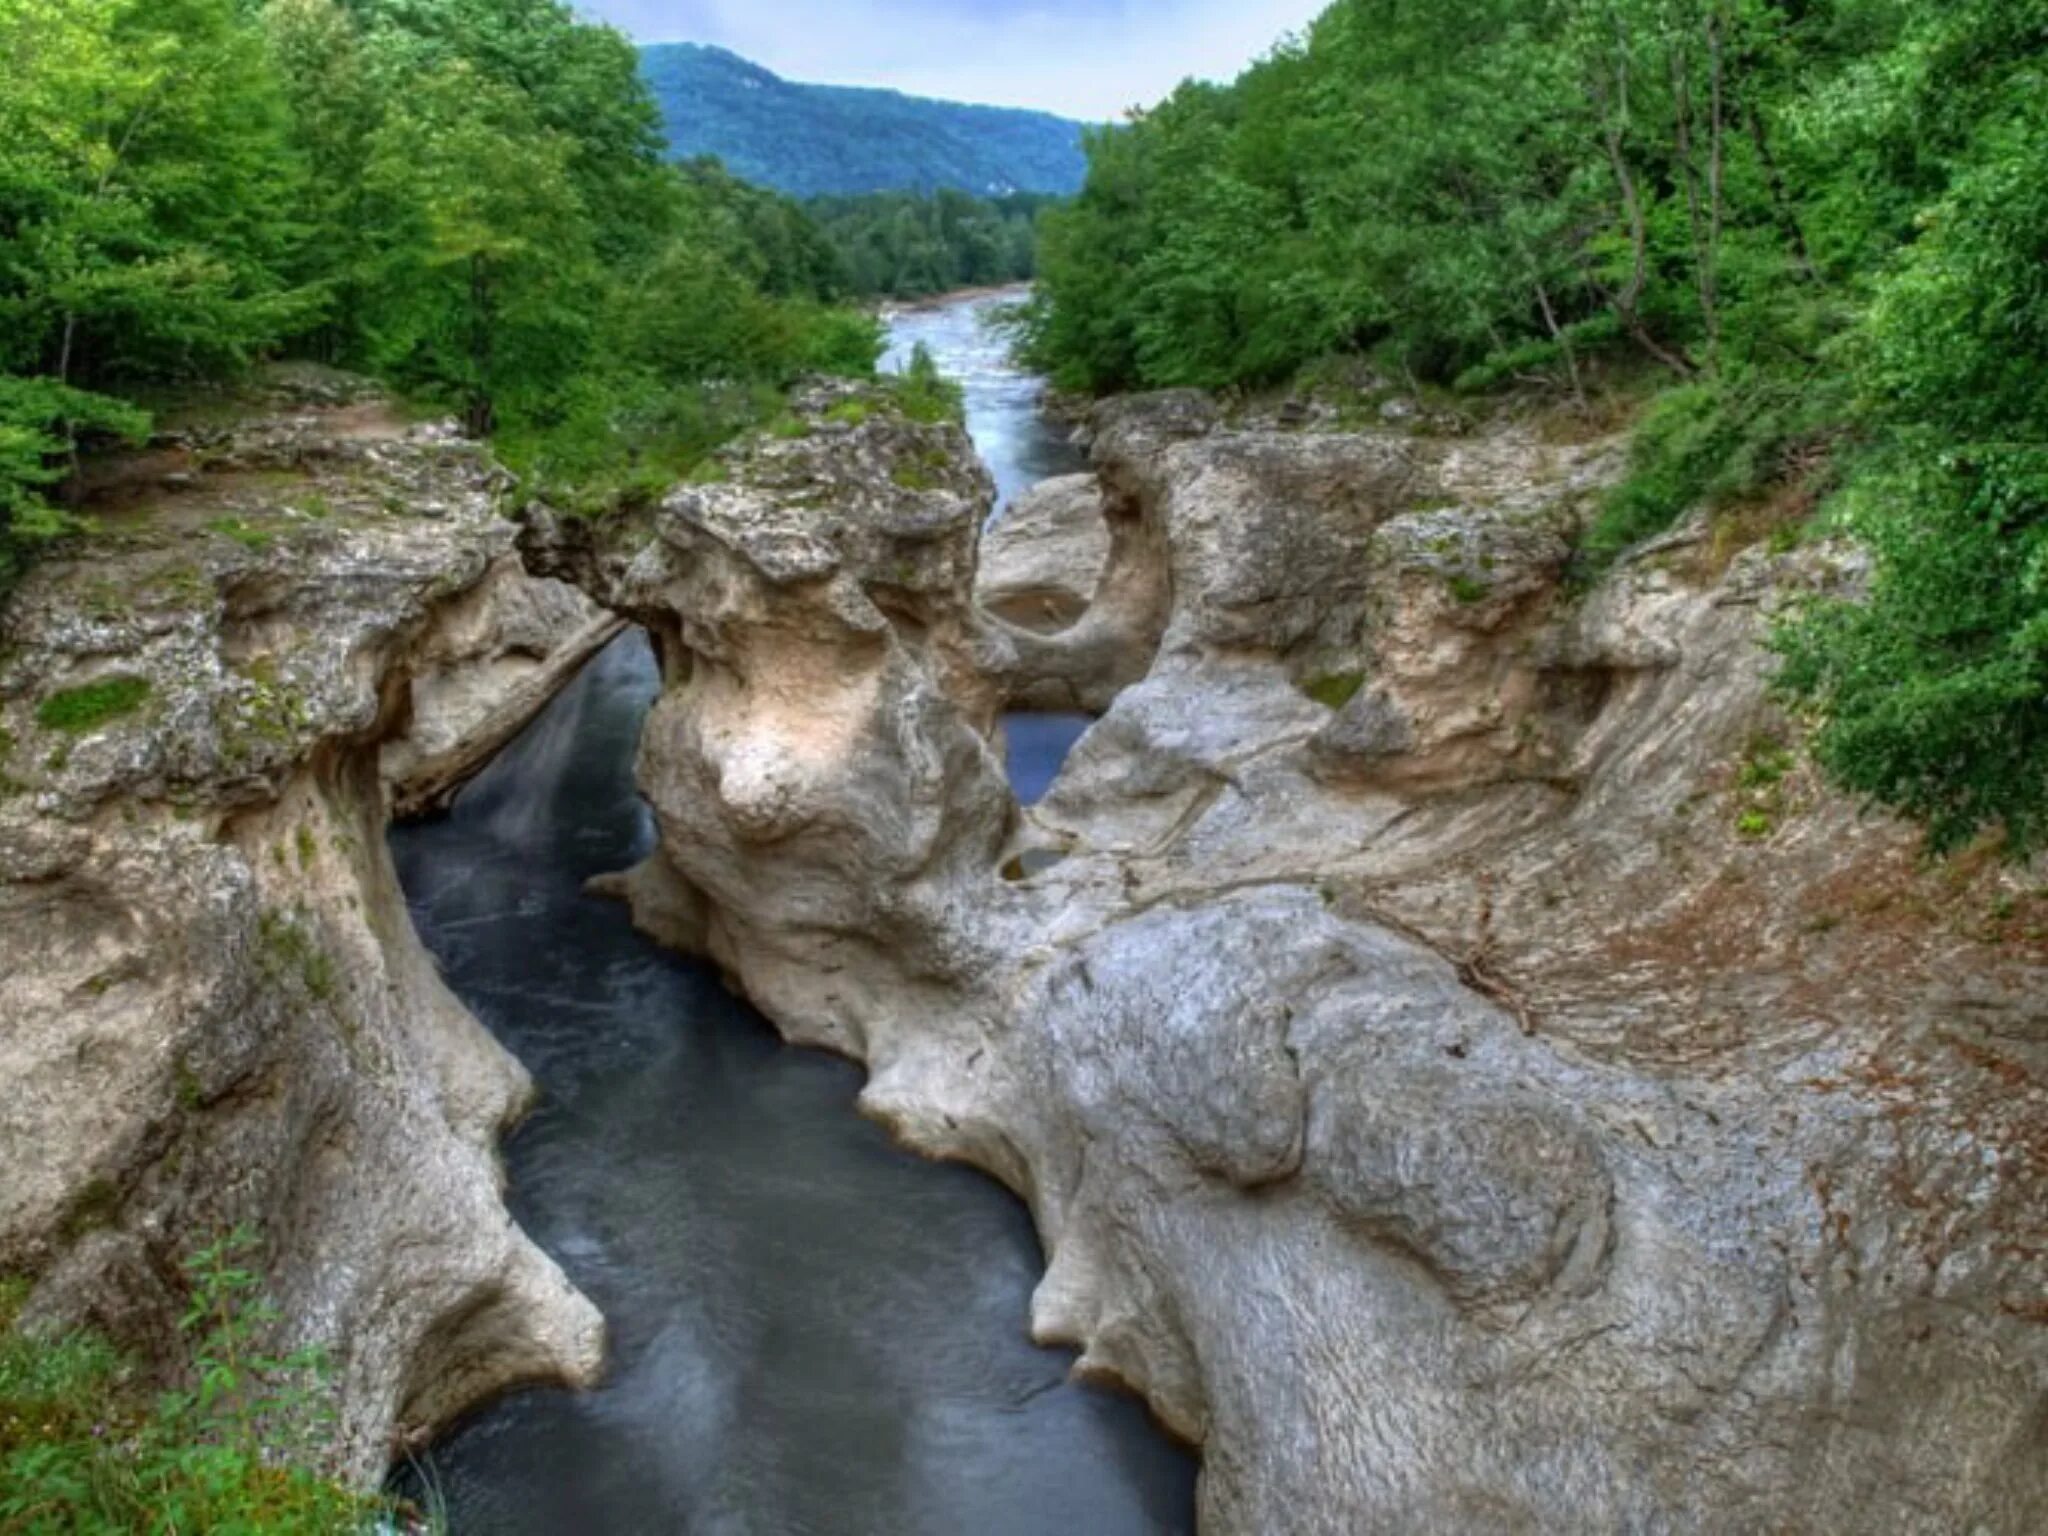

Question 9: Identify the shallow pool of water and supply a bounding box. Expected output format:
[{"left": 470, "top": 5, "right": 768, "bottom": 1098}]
[{"left": 1003, "top": 713, "right": 1095, "bottom": 807}]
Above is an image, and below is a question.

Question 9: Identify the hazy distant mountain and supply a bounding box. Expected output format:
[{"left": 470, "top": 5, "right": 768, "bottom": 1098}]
[{"left": 640, "top": 44, "right": 1089, "bottom": 199}]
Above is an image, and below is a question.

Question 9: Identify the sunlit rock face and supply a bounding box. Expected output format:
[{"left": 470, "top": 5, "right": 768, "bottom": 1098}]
[
  {"left": 0, "top": 387, "right": 604, "bottom": 1480},
  {"left": 546, "top": 383, "right": 2045, "bottom": 1535}
]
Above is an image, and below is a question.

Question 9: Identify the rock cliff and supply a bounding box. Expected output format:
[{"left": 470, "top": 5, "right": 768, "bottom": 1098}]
[
  {"left": 549, "top": 384, "right": 2047, "bottom": 1533},
  {"left": 0, "top": 387, "right": 606, "bottom": 1477}
]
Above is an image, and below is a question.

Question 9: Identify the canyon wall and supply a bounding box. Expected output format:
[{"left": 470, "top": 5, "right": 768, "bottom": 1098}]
[{"left": 0, "top": 391, "right": 605, "bottom": 1476}]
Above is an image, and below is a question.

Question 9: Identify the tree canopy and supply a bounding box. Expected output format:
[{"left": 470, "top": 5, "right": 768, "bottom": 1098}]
[
  {"left": 808, "top": 190, "right": 1052, "bottom": 300},
  {"left": 1025, "top": 0, "right": 2048, "bottom": 855},
  {"left": 0, "top": 0, "right": 879, "bottom": 582}
]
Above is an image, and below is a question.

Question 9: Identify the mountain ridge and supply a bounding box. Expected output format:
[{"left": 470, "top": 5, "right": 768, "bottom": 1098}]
[{"left": 639, "top": 43, "right": 1089, "bottom": 199}]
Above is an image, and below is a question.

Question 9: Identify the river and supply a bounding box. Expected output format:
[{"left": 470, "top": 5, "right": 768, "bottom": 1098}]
[{"left": 387, "top": 296, "right": 1190, "bottom": 1533}]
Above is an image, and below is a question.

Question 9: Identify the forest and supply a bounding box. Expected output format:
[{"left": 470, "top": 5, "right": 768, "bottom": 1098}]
[
  {"left": 808, "top": 191, "right": 1051, "bottom": 299},
  {"left": 0, "top": 0, "right": 881, "bottom": 588},
  {"left": 1025, "top": 0, "right": 2048, "bottom": 855},
  {"left": 640, "top": 42, "right": 1087, "bottom": 199}
]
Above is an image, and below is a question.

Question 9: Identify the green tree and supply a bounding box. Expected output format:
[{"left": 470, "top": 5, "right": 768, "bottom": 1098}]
[
  {"left": 357, "top": 60, "right": 595, "bottom": 436},
  {"left": 0, "top": 0, "right": 311, "bottom": 388}
]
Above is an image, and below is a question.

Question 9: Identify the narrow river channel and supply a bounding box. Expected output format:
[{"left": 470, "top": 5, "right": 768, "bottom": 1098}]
[{"left": 387, "top": 295, "right": 1192, "bottom": 1533}]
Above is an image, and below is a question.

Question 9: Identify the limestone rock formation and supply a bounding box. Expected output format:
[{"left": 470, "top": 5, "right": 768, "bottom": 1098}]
[
  {"left": 974, "top": 473, "right": 1110, "bottom": 631},
  {"left": 382, "top": 560, "right": 621, "bottom": 819},
  {"left": 562, "top": 384, "right": 2046, "bottom": 1534},
  {"left": 0, "top": 394, "right": 605, "bottom": 1478}
]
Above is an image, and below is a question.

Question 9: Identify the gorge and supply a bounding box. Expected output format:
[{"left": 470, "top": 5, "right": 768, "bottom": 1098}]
[
  {"left": 3, "top": 1, "right": 2046, "bottom": 1527},
  {"left": 2, "top": 277, "right": 2043, "bottom": 1532},
  {"left": 383, "top": 299, "right": 1196, "bottom": 1531},
  {"left": 0, "top": 282, "right": 2042, "bottom": 1534},
  {"left": 510, "top": 300, "right": 2044, "bottom": 1531}
]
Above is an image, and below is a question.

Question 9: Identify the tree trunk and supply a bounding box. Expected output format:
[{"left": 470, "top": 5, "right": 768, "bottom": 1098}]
[
  {"left": 466, "top": 254, "right": 496, "bottom": 440},
  {"left": 1746, "top": 102, "right": 1817, "bottom": 283},
  {"left": 1704, "top": 8, "right": 1728, "bottom": 366},
  {"left": 1594, "top": 48, "right": 1696, "bottom": 378},
  {"left": 1671, "top": 35, "right": 1719, "bottom": 361},
  {"left": 1534, "top": 277, "right": 1588, "bottom": 413}
]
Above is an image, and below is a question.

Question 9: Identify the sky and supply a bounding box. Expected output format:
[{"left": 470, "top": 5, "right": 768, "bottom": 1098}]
[{"left": 578, "top": 0, "right": 1330, "bottom": 120}]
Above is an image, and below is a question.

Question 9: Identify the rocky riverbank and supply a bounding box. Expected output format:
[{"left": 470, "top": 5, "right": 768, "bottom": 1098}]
[
  {"left": 538, "top": 381, "right": 2046, "bottom": 1533},
  {"left": 0, "top": 380, "right": 606, "bottom": 1477}
]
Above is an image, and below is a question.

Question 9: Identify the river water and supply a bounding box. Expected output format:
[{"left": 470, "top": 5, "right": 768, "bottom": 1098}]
[{"left": 387, "top": 298, "right": 1187, "bottom": 1532}]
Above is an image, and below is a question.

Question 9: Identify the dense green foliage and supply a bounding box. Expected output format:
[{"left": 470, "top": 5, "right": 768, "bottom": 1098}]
[
  {"left": 640, "top": 44, "right": 1087, "bottom": 199},
  {"left": 808, "top": 191, "right": 1051, "bottom": 299},
  {"left": 1, "top": 1232, "right": 392, "bottom": 1533},
  {"left": 1027, "top": 0, "right": 2048, "bottom": 854},
  {"left": 0, "top": 0, "right": 880, "bottom": 586}
]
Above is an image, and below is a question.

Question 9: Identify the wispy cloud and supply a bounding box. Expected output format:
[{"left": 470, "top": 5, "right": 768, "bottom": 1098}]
[{"left": 578, "top": 0, "right": 1328, "bottom": 120}]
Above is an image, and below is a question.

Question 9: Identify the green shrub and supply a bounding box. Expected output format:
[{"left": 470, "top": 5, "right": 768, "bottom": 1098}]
[
  {"left": 1581, "top": 375, "right": 1839, "bottom": 571},
  {"left": 36, "top": 678, "right": 151, "bottom": 735},
  {"left": 207, "top": 517, "right": 276, "bottom": 552},
  {"left": 1776, "top": 444, "right": 2048, "bottom": 855},
  {"left": 889, "top": 344, "right": 964, "bottom": 426},
  {"left": 1775, "top": 98, "right": 2048, "bottom": 856},
  {"left": 0, "top": 379, "right": 149, "bottom": 599},
  {"left": 0, "top": 1231, "right": 395, "bottom": 1534}
]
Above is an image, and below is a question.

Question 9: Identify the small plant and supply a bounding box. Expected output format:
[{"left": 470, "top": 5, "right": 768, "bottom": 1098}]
[
  {"left": 1733, "top": 733, "right": 1798, "bottom": 841},
  {"left": 36, "top": 676, "right": 152, "bottom": 734},
  {"left": 1737, "top": 737, "right": 1797, "bottom": 792},
  {"left": 1446, "top": 573, "right": 1491, "bottom": 605},
  {"left": 259, "top": 910, "right": 339, "bottom": 1002},
  {"left": 890, "top": 445, "right": 952, "bottom": 493},
  {"left": 1303, "top": 672, "right": 1366, "bottom": 710},
  {"left": 823, "top": 397, "right": 873, "bottom": 428},
  {"left": 1, "top": 1230, "right": 392, "bottom": 1533},
  {"left": 889, "top": 343, "right": 965, "bottom": 426}
]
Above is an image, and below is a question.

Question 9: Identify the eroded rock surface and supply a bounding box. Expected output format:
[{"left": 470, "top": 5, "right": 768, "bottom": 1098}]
[
  {"left": 975, "top": 473, "right": 1110, "bottom": 631},
  {"left": 382, "top": 558, "right": 621, "bottom": 818},
  {"left": 552, "top": 385, "right": 2045, "bottom": 1533},
  {"left": 0, "top": 394, "right": 605, "bottom": 1478}
]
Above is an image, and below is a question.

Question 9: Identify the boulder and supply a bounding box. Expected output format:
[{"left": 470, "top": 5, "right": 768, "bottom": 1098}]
[{"left": 974, "top": 473, "right": 1112, "bottom": 631}]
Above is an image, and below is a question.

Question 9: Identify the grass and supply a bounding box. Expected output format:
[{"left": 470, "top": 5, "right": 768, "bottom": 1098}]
[
  {"left": 36, "top": 677, "right": 151, "bottom": 735},
  {"left": 206, "top": 516, "right": 276, "bottom": 551},
  {"left": 1446, "top": 573, "right": 1492, "bottom": 605},
  {"left": 259, "top": 910, "right": 338, "bottom": 1003},
  {"left": 888, "top": 343, "right": 966, "bottom": 426},
  {"left": 1733, "top": 733, "right": 1798, "bottom": 841},
  {"left": 890, "top": 445, "right": 953, "bottom": 493},
  {"left": 1, "top": 1233, "right": 411, "bottom": 1535}
]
